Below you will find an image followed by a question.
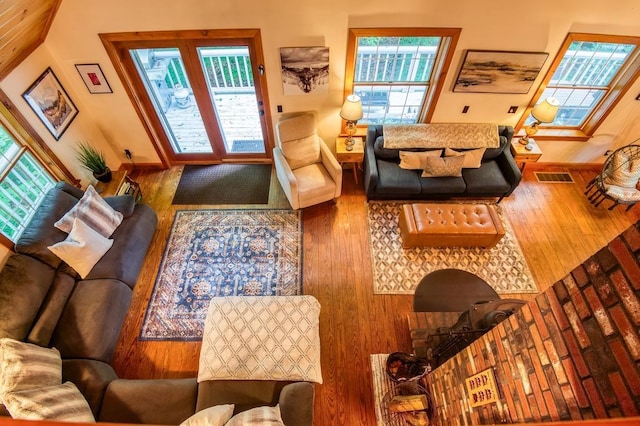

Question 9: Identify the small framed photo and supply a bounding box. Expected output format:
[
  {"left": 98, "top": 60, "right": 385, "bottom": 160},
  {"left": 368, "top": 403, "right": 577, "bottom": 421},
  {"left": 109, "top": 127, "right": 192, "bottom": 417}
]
[
  {"left": 75, "top": 63, "right": 113, "bottom": 94},
  {"left": 22, "top": 67, "right": 79, "bottom": 140}
]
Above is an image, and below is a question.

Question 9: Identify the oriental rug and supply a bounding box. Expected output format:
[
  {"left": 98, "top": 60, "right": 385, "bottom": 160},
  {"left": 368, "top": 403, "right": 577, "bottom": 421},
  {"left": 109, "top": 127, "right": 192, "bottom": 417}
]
[
  {"left": 140, "top": 209, "right": 302, "bottom": 340},
  {"left": 367, "top": 201, "right": 537, "bottom": 295}
]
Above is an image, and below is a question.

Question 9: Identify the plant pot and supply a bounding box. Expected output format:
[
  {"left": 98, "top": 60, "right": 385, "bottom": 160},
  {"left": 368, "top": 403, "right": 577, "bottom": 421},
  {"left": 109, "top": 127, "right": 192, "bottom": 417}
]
[{"left": 93, "top": 167, "right": 112, "bottom": 183}]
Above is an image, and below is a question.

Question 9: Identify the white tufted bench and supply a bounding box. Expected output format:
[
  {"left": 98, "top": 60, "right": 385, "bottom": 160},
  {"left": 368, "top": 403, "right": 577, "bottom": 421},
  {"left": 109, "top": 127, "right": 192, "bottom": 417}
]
[{"left": 398, "top": 203, "right": 505, "bottom": 249}]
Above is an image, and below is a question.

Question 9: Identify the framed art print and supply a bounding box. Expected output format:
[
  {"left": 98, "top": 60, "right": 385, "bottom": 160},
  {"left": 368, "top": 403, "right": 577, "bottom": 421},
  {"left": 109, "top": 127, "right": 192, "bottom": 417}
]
[
  {"left": 75, "top": 63, "right": 113, "bottom": 94},
  {"left": 280, "top": 46, "right": 329, "bottom": 95},
  {"left": 453, "top": 50, "right": 549, "bottom": 94},
  {"left": 22, "top": 67, "right": 79, "bottom": 140}
]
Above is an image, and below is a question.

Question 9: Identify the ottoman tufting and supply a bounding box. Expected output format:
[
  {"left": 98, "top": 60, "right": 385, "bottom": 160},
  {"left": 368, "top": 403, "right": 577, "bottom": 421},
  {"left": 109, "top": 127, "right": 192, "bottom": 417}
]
[{"left": 398, "top": 203, "right": 505, "bottom": 248}]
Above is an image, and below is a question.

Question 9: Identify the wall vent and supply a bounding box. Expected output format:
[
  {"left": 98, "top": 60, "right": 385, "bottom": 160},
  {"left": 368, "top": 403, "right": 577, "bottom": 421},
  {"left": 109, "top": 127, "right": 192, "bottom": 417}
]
[{"left": 534, "top": 172, "right": 574, "bottom": 183}]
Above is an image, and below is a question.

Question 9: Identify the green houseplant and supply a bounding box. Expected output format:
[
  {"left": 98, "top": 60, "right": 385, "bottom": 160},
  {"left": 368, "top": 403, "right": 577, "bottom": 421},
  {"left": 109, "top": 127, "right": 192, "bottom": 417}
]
[{"left": 75, "top": 141, "right": 111, "bottom": 183}]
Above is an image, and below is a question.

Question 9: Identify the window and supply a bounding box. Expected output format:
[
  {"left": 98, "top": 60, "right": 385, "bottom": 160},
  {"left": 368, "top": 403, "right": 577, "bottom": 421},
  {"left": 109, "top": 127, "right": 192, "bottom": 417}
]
[
  {"left": 520, "top": 33, "right": 640, "bottom": 139},
  {"left": 0, "top": 125, "right": 55, "bottom": 242},
  {"left": 345, "top": 28, "right": 460, "bottom": 125}
]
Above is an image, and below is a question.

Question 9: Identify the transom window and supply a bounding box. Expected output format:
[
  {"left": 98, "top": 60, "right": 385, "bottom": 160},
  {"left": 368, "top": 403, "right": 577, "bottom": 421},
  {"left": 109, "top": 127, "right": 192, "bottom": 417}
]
[
  {"left": 345, "top": 28, "right": 460, "bottom": 125},
  {"left": 0, "top": 125, "right": 55, "bottom": 242},
  {"left": 521, "top": 33, "right": 640, "bottom": 137}
]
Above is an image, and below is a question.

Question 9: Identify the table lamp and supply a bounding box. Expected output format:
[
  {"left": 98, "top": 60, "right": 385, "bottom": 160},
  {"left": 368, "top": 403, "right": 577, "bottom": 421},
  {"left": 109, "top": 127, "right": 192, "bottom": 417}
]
[
  {"left": 519, "top": 97, "right": 560, "bottom": 151},
  {"left": 340, "top": 94, "right": 363, "bottom": 151}
]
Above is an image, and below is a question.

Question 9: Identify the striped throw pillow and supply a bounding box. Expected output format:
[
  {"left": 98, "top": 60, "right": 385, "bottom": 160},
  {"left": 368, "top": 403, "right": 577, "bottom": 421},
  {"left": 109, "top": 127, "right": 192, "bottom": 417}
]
[
  {"left": 3, "top": 382, "right": 95, "bottom": 422},
  {"left": 0, "top": 339, "right": 61, "bottom": 398},
  {"left": 226, "top": 405, "right": 284, "bottom": 426},
  {"left": 55, "top": 185, "right": 123, "bottom": 238}
]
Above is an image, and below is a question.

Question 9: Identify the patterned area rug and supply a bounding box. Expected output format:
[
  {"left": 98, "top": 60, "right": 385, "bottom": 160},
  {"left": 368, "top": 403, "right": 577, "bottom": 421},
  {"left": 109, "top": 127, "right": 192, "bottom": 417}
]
[
  {"left": 367, "top": 201, "right": 537, "bottom": 295},
  {"left": 140, "top": 209, "right": 303, "bottom": 340}
]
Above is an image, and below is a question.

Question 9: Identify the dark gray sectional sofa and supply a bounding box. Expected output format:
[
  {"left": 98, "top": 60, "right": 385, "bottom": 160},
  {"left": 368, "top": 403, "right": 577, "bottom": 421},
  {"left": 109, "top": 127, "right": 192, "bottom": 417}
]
[{"left": 363, "top": 125, "right": 522, "bottom": 202}]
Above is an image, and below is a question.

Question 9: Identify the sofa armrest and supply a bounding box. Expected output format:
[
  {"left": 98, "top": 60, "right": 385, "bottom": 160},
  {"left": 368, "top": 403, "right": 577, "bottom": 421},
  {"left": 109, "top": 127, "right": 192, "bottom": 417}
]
[
  {"left": 99, "top": 378, "right": 198, "bottom": 425},
  {"left": 363, "top": 126, "right": 380, "bottom": 197},
  {"left": 495, "top": 148, "right": 522, "bottom": 194},
  {"left": 279, "top": 382, "right": 314, "bottom": 426}
]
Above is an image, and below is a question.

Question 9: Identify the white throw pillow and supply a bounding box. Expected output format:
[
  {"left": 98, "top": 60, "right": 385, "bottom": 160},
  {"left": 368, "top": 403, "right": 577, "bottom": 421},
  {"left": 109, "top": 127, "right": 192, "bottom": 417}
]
[
  {"left": 3, "top": 382, "right": 95, "bottom": 423},
  {"left": 444, "top": 147, "right": 486, "bottom": 168},
  {"left": 398, "top": 150, "right": 442, "bottom": 170},
  {"left": 180, "top": 404, "right": 234, "bottom": 426},
  {"left": 55, "top": 185, "right": 123, "bottom": 237},
  {"left": 48, "top": 218, "right": 114, "bottom": 278},
  {"left": 0, "top": 339, "right": 61, "bottom": 400},
  {"left": 225, "top": 405, "right": 284, "bottom": 426}
]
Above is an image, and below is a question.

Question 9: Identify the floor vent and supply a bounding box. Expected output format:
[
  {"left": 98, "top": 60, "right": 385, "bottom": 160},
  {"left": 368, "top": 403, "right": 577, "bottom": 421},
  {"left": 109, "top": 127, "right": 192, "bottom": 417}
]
[{"left": 534, "top": 172, "right": 574, "bottom": 183}]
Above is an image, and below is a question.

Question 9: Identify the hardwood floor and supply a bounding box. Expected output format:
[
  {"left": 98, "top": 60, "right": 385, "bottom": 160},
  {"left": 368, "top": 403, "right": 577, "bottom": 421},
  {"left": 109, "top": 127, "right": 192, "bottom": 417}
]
[{"left": 111, "top": 164, "right": 638, "bottom": 426}]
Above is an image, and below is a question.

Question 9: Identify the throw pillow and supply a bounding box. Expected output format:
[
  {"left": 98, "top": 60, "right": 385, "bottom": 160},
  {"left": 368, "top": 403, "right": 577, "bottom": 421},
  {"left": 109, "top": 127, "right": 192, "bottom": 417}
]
[
  {"left": 48, "top": 218, "right": 114, "bottom": 279},
  {"left": 55, "top": 185, "right": 123, "bottom": 238},
  {"left": 421, "top": 155, "right": 465, "bottom": 178},
  {"left": 606, "top": 150, "right": 640, "bottom": 188},
  {"left": 3, "top": 381, "right": 95, "bottom": 423},
  {"left": 444, "top": 147, "right": 486, "bottom": 168},
  {"left": 180, "top": 404, "right": 234, "bottom": 426},
  {"left": 0, "top": 339, "right": 61, "bottom": 398},
  {"left": 225, "top": 405, "right": 284, "bottom": 426},
  {"left": 399, "top": 150, "right": 442, "bottom": 170}
]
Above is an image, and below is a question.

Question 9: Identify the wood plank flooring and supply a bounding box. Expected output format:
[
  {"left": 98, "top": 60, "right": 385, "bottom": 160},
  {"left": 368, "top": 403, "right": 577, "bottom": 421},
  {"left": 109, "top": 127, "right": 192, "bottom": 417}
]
[{"left": 110, "top": 164, "right": 638, "bottom": 426}]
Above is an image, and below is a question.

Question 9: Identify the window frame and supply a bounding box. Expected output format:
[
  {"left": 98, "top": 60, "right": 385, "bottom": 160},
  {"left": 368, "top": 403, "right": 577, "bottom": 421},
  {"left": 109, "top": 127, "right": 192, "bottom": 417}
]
[
  {"left": 343, "top": 27, "right": 461, "bottom": 129},
  {"left": 516, "top": 33, "right": 640, "bottom": 141}
]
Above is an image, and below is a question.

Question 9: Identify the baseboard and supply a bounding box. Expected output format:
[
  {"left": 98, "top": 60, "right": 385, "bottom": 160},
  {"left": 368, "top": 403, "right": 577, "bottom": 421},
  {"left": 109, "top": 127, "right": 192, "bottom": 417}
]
[{"left": 524, "top": 162, "right": 602, "bottom": 171}]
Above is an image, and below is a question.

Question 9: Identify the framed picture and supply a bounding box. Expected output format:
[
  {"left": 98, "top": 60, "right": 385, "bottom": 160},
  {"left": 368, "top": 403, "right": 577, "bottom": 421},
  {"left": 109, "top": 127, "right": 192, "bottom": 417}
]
[
  {"left": 280, "top": 46, "right": 329, "bottom": 95},
  {"left": 22, "top": 67, "right": 79, "bottom": 140},
  {"left": 453, "top": 50, "right": 549, "bottom": 94},
  {"left": 75, "top": 63, "right": 113, "bottom": 94}
]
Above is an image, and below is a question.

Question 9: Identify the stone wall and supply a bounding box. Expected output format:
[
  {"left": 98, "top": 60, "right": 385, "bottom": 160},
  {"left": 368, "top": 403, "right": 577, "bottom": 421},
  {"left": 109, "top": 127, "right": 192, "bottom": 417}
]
[{"left": 427, "top": 223, "right": 640, "bottom": 424}]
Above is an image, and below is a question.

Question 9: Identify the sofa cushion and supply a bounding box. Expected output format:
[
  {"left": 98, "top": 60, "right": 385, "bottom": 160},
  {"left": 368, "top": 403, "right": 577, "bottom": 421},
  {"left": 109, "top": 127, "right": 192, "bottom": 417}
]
[
  {"left": 51, "top": 279, "right": 131, "bottom": 362},
  {"left": 0, "top": 254, "right": 55, "bottom": 341},
  {"left": 3, "top": 381, "right": 95, "bottom": 423},
  {"left": 55, "top": 185, "right": 123, "bottom": 238},
  {"left": 375, "top": 160, "right": 422, "bottom": 195},
  {"left": 373, "top": 136, "right": 400, "bottom": 161},
  {"left": 419, "top": 175, "right": 466, "bottom": 194},
  {"left": 0, "top": 339, "right": 61, "bottom": 397},
  {"left": 26, "top": 271, "right": 76, "bottom": 347},
  {"left": 62, "top": 359, "right": 118, "bottom": 419},
  {"left": 421, "top": 155, "right": 464, "bottom": 177},
  {"left": 15, "top": 188, "right": 78, "bottom": 269},
  {"left": 399, "top": 150, "right": 442, "bottom": 170},
  {"left": 462, "top": 160, "right": 512, "bottom": 194}
]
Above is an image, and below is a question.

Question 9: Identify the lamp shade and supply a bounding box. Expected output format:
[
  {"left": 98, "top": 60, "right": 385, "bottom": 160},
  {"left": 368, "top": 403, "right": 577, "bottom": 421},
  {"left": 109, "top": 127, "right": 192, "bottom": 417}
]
[
  {"left": 340, "top": 94, "right": 363, "bottom": 121},
  {"left": 531, "top": 97, "right": 560, "bottom": 123}
]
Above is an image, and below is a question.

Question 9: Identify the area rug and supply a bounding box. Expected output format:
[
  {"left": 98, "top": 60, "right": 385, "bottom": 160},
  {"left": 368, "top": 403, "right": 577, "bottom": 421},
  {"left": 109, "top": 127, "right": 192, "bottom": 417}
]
[
  {"left": 140, "top": 209, "right": 302, "bottom": 340},
  {"left": 367, "top": 201, "right": 537, "bottom": 295},
  {"left": 172, "top": 164, "right": 271, "bottom": 205}
]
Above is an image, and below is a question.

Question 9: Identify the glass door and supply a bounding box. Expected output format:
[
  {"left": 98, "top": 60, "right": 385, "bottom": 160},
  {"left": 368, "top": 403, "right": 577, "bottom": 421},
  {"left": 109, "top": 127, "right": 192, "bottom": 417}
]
[{"left": 103, "top": 30, "right": 271, "bottom": 164}]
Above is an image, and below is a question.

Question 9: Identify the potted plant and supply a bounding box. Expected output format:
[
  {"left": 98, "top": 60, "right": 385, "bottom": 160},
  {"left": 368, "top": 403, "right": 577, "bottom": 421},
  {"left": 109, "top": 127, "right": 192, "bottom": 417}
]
[{"left": 75, "top": 141, "right": 111, "bottom": 183}]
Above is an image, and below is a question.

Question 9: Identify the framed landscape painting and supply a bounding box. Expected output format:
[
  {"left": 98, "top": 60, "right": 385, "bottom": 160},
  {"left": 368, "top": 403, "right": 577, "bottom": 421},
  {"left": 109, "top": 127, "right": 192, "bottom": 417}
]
[
  {"left": 22, "top": 67, "right": 78, "bottom": 140},
  {"left": 453, "top": 50, "right": 549, "bottom": 94}
]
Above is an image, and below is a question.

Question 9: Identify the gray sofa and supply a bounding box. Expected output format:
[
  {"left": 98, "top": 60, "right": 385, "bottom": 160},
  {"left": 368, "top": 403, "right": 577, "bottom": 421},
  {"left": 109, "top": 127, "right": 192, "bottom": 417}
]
[
  {"left": 364, "top": 125, "right": 522, "bottom": 202},
  {"left": 0, "top": 182, "right": 314, "bottom": 425}
]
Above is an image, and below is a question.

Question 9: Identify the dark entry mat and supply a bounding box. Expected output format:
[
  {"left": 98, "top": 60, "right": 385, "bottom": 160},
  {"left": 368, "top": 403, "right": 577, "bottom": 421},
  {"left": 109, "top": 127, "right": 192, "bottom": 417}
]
[{"left": 172, "top": 164, "right": 271, "bottom": 205}]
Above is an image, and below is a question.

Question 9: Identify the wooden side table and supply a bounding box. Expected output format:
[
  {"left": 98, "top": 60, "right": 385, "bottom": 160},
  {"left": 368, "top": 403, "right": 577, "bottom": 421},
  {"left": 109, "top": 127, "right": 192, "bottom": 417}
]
[
  {"left": 95, "top": 170, "right": 142, "bottom": 203},
  {"left": 510, "top": 139, "right": 542, "bottom": 172},
  {"left": 336, "top": 136, "right": 364, "bottom": 184}
]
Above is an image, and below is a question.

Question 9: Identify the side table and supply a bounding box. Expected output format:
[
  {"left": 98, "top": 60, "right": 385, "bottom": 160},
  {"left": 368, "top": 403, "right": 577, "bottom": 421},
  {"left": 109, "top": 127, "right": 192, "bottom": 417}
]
[
  {"left": 95, "top": 170, "right": 142, "bottom": 203},
  {"left": 510, "top": 139, "right": 542, "bottom": 172},
  {"left": 336, "top": 136, "right": 364, "bottom": 184}
]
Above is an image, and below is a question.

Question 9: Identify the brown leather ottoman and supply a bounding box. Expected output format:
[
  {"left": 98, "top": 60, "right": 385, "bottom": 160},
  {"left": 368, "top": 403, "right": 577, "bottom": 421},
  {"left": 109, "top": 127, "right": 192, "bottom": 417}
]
[{"left": 398, "top": 203, "right": 505, "bottom": 249}]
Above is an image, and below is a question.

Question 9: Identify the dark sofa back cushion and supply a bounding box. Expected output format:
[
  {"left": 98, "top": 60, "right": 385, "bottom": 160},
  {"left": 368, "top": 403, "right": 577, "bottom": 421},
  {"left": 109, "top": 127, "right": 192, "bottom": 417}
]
[{"left": 0, "top": 254, "right": 55, "bottom": 341}]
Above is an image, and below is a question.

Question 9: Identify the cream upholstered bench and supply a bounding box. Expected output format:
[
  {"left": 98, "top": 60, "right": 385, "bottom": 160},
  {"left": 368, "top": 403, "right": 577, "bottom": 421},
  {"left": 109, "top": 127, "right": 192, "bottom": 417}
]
[{"left": 398, "top": 203, "right": 505, "bottom": 249}]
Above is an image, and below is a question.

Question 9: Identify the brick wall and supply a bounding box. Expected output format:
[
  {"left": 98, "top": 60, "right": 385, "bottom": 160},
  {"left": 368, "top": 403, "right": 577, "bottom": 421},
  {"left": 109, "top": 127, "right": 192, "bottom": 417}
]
[{"left": 427, "top": 223, "right": 640, "bottom": 424}]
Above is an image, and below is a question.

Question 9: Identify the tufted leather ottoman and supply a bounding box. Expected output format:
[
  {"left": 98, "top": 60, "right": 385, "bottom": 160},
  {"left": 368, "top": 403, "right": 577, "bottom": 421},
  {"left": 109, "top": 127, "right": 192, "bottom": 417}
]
[{"left": 398, "top": 203, "right": 505, "bottom": 248}]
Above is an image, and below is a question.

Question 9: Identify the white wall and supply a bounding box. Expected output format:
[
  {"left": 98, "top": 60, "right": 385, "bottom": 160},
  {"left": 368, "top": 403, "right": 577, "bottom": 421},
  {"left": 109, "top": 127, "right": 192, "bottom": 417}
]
[{"left": 4, "top": 0, "right": 640, "bottom": 172}]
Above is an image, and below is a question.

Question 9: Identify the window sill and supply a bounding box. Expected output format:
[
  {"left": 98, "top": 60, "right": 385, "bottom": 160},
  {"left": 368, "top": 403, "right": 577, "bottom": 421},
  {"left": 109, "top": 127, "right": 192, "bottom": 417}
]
[{"left": 514, "top": 128, "right": 590, "bottom": 142}]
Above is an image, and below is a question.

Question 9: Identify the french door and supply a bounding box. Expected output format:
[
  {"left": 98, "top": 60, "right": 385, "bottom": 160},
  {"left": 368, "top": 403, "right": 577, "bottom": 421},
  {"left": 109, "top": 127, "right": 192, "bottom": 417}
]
[{"left": 101, "top": 30, "right": 271, "bottom": 165}]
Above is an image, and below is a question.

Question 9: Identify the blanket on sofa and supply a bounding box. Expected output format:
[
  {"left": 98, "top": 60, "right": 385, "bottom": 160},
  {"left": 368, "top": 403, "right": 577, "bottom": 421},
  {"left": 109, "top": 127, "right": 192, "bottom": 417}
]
[
  {"left": 382, "top": 123, "right": 500, "bottom": 149},
  {"left": 198, "top": 296, "right": 322, "bottom": 383}
]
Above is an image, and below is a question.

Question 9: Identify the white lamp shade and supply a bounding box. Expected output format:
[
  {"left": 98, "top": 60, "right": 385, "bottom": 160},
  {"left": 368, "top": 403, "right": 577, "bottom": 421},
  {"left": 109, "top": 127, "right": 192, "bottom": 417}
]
[
  {"left": 531, "top": 97, "right": 560, "bottom": 123},
  {"left": 340, "top": 94, "right": 363, "bottom": 121}
]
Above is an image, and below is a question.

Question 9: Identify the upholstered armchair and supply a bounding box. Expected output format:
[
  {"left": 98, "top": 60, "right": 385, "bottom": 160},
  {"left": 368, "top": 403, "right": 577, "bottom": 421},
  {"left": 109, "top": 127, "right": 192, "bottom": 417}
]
[{"left": 273, "top": 111, "right": 342, "bottom": 209}]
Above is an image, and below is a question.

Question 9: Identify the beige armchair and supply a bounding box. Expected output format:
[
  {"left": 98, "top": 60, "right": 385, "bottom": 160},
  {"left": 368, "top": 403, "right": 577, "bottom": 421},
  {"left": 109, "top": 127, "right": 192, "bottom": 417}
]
[{"left": 274, "top": 111, "right": 342, "bottom": 209}]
